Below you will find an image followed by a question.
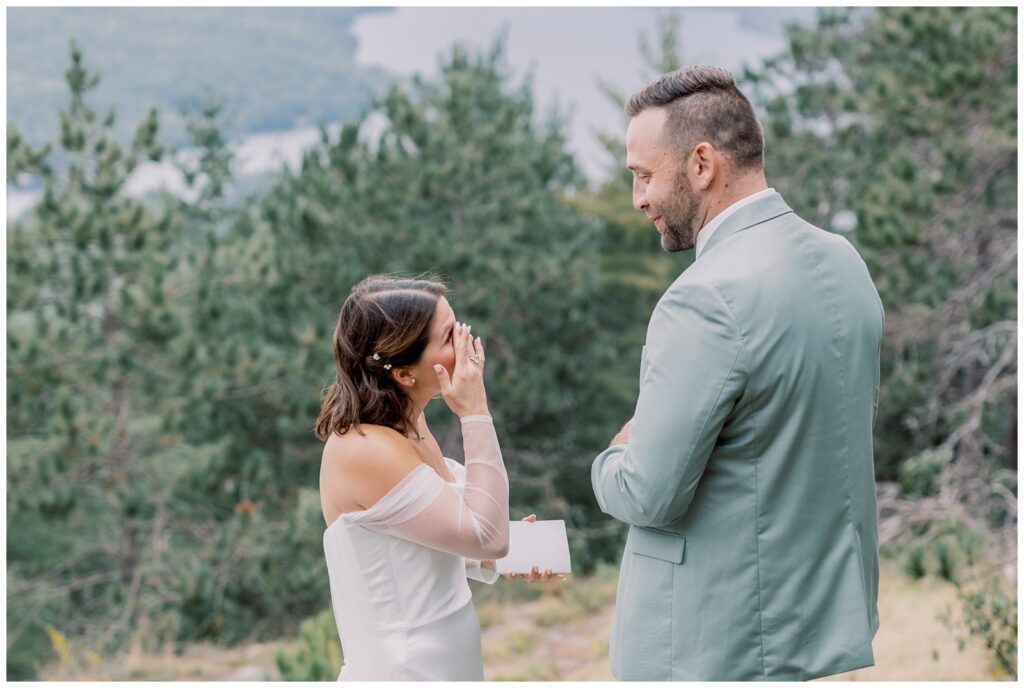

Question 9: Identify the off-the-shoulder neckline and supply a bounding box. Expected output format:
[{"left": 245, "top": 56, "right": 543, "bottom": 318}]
[{"left": 324, "top": 458, "right": 462, "bottom": 533}]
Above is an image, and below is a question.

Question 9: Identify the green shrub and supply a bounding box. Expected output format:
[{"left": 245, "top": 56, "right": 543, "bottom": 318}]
[
  {"left": 899, "top": 448, "right": 951, "bottom": 497},
  {"left": 904, "top": 545, "right": 928, "bottom": 580},
  {"left": 274, "top": 609, "right": 341, "bottom": 681},
  {"left": 932, "top": 539, "right": 958, "bottom": 583},
  {"left": 944, "top": 576, "right": 1017, "bottom": 679}
]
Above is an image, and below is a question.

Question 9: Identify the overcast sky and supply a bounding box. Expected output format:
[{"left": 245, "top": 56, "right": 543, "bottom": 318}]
[
  {"left": 7, "top": 7, "right": 818, "bottom": 219},
  {"left": 351, "top": 7, "right": 815, "bottom": 180}
]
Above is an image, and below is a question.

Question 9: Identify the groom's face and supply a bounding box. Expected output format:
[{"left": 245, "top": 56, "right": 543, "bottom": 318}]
[{"left": 626, "top": 107, "right": 702, "bottom": 252}]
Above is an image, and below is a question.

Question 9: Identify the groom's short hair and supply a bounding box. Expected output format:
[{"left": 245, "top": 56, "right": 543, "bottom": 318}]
[{"left": 626, "top": 66, "right": 765, "bottom": 172}]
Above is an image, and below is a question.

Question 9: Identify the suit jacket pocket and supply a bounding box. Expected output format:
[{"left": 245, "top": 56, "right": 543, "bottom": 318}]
[
  {"left": 629, "top": 526, "right": 686, "bottom": 564},
  {"left": 613, "top": 527, "right": 683, "bottom": 679}
]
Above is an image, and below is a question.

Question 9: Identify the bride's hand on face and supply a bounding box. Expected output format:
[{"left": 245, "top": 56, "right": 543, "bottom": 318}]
[{"left": 433, "top": 322, "right": 489, "bottom": 419}]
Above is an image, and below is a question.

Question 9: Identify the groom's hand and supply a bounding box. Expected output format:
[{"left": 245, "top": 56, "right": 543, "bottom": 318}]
[{"left": 610, "top": 418, "right": 634, "bottom": 446}]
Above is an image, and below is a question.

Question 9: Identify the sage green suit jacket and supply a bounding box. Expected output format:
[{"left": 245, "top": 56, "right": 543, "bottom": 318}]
[{"left": 592, "top": 191, "right": 883, "bottom": 681}]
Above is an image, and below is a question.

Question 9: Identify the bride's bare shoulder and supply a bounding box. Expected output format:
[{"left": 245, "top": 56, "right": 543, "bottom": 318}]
[
  {"left": 320, "top": 425, "right": 425, "bottom": 518},
  {"left": 322, "top": 424, "right": 422, "bottom": 485}
]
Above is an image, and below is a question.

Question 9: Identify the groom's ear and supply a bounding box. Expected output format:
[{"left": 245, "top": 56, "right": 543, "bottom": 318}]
[{"left": 691, "top": 141, "right": 717, "bottom": 191}]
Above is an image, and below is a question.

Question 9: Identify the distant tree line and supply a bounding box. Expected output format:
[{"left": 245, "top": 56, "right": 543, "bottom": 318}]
[{"left": 6, "top": 7, "right": 1016, "bottom": 679}]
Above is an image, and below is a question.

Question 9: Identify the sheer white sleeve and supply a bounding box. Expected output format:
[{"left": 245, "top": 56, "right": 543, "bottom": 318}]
[
  {"left": 343, "top": 416, "right": 510, "bottom": 561},
  {"left": 465, "top": 558, "right": 500, "bottom": 584}
]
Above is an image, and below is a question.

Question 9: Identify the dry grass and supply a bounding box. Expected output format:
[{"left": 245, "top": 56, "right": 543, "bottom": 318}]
[
  {"left": 37, "top": 560, "right": 1009, "bottom": 681},
  {"left": 38, "top": 639, "right": 288, "bottom": 681},
  {"left": 824, "top": 564, "right": 1005, "bottom": 681},
  {"left": 475, "top": 599, "right": 506, "bottom": 629},
  {"left": 480, "top": 564, "right": 619, "bottom": 680},
  {"left": 480, "top": 560, "right": 1007, "bottom": 681}
]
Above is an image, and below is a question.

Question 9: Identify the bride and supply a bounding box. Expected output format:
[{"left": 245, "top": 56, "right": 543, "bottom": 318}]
[{"left": 315, "top": 276, "right": 561, "bottom": 680}]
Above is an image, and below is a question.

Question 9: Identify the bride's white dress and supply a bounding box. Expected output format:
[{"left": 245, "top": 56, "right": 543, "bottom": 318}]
[{"left": 323, "top": 416, "right": 510, "bottom": 680}]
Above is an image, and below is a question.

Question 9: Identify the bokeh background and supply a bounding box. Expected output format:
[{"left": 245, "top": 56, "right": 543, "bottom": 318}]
[{"left": 6, "top": 5, "right": 1017, "bottom": 681}]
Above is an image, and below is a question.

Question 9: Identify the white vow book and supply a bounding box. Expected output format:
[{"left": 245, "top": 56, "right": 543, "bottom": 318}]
[{"left": 494, "top": 519, "right": 572, "bottom": 575}]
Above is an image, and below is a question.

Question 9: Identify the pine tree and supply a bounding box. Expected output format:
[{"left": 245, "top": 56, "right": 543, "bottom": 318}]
[
  {"left": 7, "top": 43, "right": 186, "bottom": 677},
  {"left": 174, "top": 42, "right": 628, "bottom": 575},
  {"left": 567, "top": 12, "right": 693, "bottom": 412},
  {"left": 743, "top": 7, "right": 1016, "bottom": 533}
]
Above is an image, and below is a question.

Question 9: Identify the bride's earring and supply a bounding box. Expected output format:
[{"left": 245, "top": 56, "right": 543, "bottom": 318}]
[{"left": 410, "top": 378, "right": 416, "bottom": 386}]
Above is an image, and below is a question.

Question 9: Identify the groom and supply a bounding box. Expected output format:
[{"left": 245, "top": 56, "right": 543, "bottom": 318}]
[{"left": 591, "top": 66, "right": 884, "bottom": 681}]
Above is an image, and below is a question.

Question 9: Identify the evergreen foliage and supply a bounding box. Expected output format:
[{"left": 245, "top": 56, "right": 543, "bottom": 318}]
[
  {"left": 743, "top": 7, "right": 1016, "bottom": 529},
  {"left": 6, "top": 8, "right": 1017, "bottom": 678},
  {"left": 8, "top": 42, "right": 185, "bottom": 679},
  {"left": 568, "top": 12, "right": 690, "bottom": 407}
]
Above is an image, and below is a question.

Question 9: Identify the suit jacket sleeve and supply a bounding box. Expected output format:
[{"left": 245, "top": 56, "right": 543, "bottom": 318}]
[{"left": 592, "top": 281, "right": 747, "bottom": 528}]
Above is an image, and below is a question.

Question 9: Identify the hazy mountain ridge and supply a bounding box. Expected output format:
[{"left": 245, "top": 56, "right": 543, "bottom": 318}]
[
  {"left": 8, "top": 7, "right": 817, "bottom": 171},
  {"left": 8, "top": 7, "right": 392, "bottom": 146}
]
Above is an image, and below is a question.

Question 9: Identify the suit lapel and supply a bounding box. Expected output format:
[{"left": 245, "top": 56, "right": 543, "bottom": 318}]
[{"left": 698, "top": 191, "right": 794, "bottom": 258}]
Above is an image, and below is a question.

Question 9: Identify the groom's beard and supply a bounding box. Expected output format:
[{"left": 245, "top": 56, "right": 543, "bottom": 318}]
[{"left": 659, "top": 172, "right": 703, "bottom": 253}]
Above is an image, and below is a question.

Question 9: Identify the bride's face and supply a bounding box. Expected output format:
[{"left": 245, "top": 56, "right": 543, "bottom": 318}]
[{"left": 408, "top": 296, "right": 458, "bottom": 397}]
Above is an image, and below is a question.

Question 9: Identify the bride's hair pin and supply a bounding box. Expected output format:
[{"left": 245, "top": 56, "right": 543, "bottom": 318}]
[{"left": 371, "top": 352, "right": 392, "bottom": 370}]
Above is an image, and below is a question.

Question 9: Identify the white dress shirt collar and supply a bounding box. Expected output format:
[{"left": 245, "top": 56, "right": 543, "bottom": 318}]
[{"left": 695, "top": 187, "right": 775, "bottom": 258}]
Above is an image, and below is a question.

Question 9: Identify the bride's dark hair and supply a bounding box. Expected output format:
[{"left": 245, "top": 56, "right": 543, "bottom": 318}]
[{"left": 315, "top": 275, "right": 448, "bottom": 441}]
